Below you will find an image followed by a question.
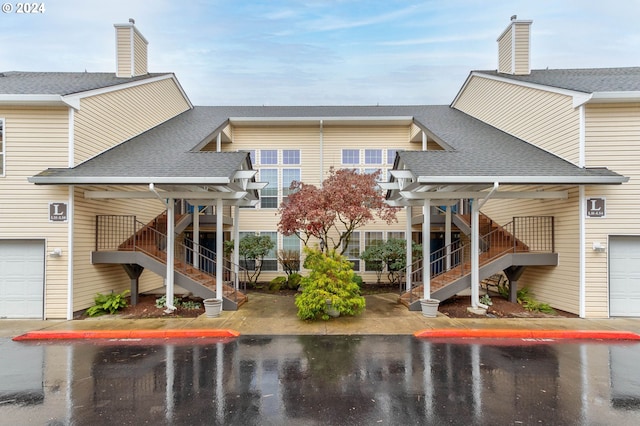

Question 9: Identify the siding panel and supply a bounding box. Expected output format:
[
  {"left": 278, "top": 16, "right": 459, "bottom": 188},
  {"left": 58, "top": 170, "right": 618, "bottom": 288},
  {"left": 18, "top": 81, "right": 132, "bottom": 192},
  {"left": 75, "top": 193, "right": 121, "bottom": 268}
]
[{"left": 453, "top": 76, "right": 580, "bottom": 164}]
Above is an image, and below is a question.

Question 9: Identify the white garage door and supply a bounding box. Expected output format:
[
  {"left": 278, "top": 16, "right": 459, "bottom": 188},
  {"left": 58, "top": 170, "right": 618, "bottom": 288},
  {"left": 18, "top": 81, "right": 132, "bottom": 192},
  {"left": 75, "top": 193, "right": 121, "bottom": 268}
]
[
  {"left": 610, "top": 236, "right": 640, "bottom": 317},
  {"left": 0, "top": 240, "right": 45, "bottom": 318}
]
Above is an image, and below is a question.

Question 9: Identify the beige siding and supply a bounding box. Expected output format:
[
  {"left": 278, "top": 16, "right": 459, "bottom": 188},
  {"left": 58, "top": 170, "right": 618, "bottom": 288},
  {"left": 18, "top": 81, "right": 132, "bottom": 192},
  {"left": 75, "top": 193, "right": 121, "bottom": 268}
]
[
  {"left": 584, "top": 103, "right": 640, "bottom": 317},
  {"left": 497, "top": 29, "right": 512, "bottom": 74},
  {"left": 513, "top": 24, "right": 530, "bottom": 75},
  {"left": 0, "top": 106, "right": 70, "bottom": 319},
  {"left": 115, "top": 26, "right": 132, "bottom": 78},
  {"left": 453, "top": 76, "right": 581, "bottom": 164},
  {"left": 481, "top": 186, "right": 582, "bottom": 315},
  {"left": 226, "top": 124, "right": 411, "bottom": 282},
  {"left": 72, "top": 185, "right": 166, "bottom": 312},
  {"left": 74, "top": 78, "right": 190, "bottom": 164},
  {"left": 133, "top": 30, "right": 148, "bottom": 76}
]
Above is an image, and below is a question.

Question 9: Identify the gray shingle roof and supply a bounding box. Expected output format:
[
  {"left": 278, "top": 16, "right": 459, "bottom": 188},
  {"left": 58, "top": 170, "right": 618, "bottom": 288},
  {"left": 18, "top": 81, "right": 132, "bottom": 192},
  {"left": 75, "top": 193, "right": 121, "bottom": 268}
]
[
  {"left": 31, "top": 104, "right": 625, "bottom": 185},
  {"left": 477, "top": 67, "right": 640, "bottom": 94},
  {"left": 0, "top": 71, "right": 170, "bottom": 95}
]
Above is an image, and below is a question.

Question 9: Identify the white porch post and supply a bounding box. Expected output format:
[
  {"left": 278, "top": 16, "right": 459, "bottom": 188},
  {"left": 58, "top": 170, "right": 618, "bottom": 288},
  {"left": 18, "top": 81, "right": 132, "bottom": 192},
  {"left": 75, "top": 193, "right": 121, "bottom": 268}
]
[
  {"left": 193, "top": 206, "right": 200, "bottom": 268},
  {"left": 233, "top": 204, "right": 240, "bottom": 289},
  {"left": 422, "top": 199, "right": 430, "bottom": 300},
  {"left": 165, "top": 198, "right": 176, "bottom": 311},
  {"left": 471, "top": 198, "right": 480, "bottom": 309},
  {"left": 445, "top": 206, "right": 452, "bottom": 271},
  {"left": 405, "top": 206, "right": 412, "bottom": 293},
  {"left": 216, "top": 198, "right": 224, "bottom": 302}
]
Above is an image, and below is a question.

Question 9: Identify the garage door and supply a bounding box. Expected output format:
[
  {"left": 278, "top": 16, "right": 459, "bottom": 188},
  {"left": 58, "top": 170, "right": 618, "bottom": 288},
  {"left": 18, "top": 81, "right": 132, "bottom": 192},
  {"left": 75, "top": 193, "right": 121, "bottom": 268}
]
[
  {"left": 0, "top": 240, "right": 45, "bottom": 318},
  {"left": 609, "top": 236, "right": 640, "bottom": 317}
]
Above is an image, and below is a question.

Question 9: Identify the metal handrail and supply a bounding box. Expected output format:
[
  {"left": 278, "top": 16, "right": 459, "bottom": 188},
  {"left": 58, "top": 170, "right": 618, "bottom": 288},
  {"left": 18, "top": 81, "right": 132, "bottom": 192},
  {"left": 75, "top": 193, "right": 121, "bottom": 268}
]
[
  {"left": 400, "top": 215, "right": 555, "bottom": 304},
  {"left": 95, "top": 214, "right": 247, "bottom": 303}
]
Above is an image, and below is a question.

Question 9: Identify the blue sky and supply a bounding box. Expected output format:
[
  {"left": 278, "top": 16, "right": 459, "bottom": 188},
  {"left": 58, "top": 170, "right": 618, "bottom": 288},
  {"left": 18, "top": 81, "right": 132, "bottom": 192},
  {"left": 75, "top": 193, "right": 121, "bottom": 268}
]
[{"left": 1, "top": 0, "right": 639, "bottom": 105}]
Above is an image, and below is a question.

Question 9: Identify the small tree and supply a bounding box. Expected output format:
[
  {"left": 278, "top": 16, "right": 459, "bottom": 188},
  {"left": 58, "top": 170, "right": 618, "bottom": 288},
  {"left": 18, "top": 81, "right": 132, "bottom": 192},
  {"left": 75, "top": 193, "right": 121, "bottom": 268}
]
[
  {"left": 227, "top": 234, "right": 275, "bottom": 285},
  {"left": 278, "top": 167, "right": 399, "bottom": 254},
  {"left": 295, "top": 248, "right": 366, "bottom": 320},
  {"left": 383, "top": 238, "right": 422, "bottom": 285},
  {"left": 360, "top": 239, "right": 423, "bottom": 285},
  {"left": 360, "top": 243, "right": 385, "bottom": 284},
  {"left": 278, "top": 249, "right": 300, "bottom": 278}
]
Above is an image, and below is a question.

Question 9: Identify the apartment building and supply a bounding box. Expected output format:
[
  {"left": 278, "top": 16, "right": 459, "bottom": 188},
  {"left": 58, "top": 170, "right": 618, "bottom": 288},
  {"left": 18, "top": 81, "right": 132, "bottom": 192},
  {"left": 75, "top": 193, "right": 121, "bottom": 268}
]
[{"left": 1, "top": 18, "right": 638, "bottom": 319}]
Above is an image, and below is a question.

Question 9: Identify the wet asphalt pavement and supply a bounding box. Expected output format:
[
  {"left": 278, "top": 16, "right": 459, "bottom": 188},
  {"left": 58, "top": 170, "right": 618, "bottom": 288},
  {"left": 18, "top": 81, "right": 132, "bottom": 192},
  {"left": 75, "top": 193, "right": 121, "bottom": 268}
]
[{"left": 2, "top": 335, "right": 640, "bottom": 425}]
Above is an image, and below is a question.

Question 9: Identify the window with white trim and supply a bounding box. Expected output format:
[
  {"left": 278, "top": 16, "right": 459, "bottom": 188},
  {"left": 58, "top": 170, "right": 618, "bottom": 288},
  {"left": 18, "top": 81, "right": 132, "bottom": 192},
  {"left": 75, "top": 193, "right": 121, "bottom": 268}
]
[
  {"left": 0, "top": 118, "right": 4, "bottom": 176},
  {"left": 261, "top": 149, "right": 278, "bottom": 165},
  {"left": 387, "top": 148, "right": 398, "bottom": 165},
  {"left": 282, "top": 168, "right": 300, "bottom": 204},
  {"left": 364, "top": 232, "right": 383, "bottom": 271},
  {"left": 388, "top": 231, "right": 405, "bottom": 240},
  {"left": 255, "top": 149, "right": 302, "bottom": 209},
  {"left": 262, "top": 231, "right": 278, "bottom": 271},
  {"left": 342, "top": 149, "right": 359, "bottom": 165},
  {"left": 345, "top": 232, "right": 360, "bottom": 271},
  {"left": 283, "top": 149, "right": 300, "bottom": 165},
  {"left": 365, "top": 149, "right": 382, "bottom": 164},
  {"left": 260, "top": 169, "right": 278, "bottom": 208}
]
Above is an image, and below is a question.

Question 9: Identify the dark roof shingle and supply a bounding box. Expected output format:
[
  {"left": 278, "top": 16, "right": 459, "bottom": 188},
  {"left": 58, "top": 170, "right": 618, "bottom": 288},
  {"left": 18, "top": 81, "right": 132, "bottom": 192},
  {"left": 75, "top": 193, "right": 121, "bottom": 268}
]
[{"left": 477, "top": 67, "right": 640, "bottom": 93}]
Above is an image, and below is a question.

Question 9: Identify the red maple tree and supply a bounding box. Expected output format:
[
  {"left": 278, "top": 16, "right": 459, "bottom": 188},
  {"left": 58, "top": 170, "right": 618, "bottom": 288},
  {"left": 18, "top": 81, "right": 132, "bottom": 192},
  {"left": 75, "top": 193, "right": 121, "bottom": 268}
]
[{"left": 277, "top": 167, "right": 399, "bottom": 254}]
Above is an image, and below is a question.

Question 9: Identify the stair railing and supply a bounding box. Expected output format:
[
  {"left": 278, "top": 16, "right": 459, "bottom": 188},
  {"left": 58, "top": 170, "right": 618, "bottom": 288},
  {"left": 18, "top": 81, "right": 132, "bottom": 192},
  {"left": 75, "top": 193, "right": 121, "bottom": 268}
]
[{"left": 95, "top": 215, "right": 247, "bottom": 303}]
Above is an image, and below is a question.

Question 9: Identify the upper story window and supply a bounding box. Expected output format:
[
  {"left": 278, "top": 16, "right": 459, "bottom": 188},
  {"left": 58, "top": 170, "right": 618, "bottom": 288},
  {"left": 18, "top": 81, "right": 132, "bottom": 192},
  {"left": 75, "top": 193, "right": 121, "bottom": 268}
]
[
  {"left": 255, "top": 149, "right": 302, "bottom": 209},
  {"left": 0, "top": 118, "right": 4, "bottom": 176},
  {"left": 365, "top": 149, "right": 382, "bottom": 164},
  {"left": 261, "top": 149, "right": 278, "bottom": 165},
  {"left": 282, "top": 149, "right": 300, "bottom": 165},
  {"left": 342, "top": 149, "right": 359, "bottom": 165},
  {"left": 387, "top": 148, "right": 398, "bottom": 165}
]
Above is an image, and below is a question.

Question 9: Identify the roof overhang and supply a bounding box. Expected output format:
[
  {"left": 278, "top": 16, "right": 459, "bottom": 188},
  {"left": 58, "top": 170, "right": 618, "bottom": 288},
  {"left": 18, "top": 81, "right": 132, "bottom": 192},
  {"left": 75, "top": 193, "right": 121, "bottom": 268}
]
[
  {"left": 587, "top": 91, "right": 640, "bottom": 104},
  {"left": 0, "top": 94, "right": 77, "bottom": 108},
  {"left": 229, "top": 116, "right": 413, "bottom": 126},
  {"left": 28, "top": 176, "right": 232, "bottom": 185}
]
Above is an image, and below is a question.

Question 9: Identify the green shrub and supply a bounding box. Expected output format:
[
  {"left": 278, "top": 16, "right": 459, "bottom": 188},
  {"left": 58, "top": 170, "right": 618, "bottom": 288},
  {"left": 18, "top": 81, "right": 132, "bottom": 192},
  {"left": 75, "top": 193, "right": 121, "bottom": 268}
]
[
  {"left": 517, "top": 287, "right": 556, "bottom": 314},
  {"left": 269, "top": 276, "right": 287, "bottom": 292},
  {"left": 287, "top": 272, "right": 302, "bottom": 290},
  {"left": 155, "top": 295, "right": 202, "bottom": 310},
  {"left": 86, "top": 290, "right": 130, "bottom": 317},
  {"left": 295, "top": 248, "right": 365, "bottom": 321}
]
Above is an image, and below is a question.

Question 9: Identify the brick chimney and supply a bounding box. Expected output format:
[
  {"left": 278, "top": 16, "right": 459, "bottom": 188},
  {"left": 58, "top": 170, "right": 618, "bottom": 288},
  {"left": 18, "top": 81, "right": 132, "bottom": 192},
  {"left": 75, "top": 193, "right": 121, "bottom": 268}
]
[
  {"left": 497, "top": 16, "right": 532, "bottom": 75},
  {"left": 114, "top": 19, "right": 148, "bottom": 78}
]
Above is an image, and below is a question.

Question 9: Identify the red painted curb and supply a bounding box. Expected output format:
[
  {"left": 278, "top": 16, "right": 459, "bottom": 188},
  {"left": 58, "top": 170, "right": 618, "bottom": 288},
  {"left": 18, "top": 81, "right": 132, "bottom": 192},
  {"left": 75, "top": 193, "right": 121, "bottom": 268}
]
[
  {"left": 13, "top": 329, "right": 240, "bottom": 341},
  {"left": 413, "top": 329, "right": 640, "bottom": 341}
]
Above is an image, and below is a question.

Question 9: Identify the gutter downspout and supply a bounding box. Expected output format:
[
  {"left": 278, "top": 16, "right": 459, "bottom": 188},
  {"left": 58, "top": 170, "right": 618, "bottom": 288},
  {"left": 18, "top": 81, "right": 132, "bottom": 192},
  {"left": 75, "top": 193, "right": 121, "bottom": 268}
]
[
  {"left": 471, "top": 182, "right": 499, "bottom": 309},
  {"left": 578, "top": 104, "right": 587, "bottom": 318},
  {"left": 149, "top": 183, "right": 177, "bottom": 312},
  {"left": 66, "top": 107, "right": 75, "bottom": 320},
  {"left": 319, "top": 120, "right": 324, "bottom": 185}
]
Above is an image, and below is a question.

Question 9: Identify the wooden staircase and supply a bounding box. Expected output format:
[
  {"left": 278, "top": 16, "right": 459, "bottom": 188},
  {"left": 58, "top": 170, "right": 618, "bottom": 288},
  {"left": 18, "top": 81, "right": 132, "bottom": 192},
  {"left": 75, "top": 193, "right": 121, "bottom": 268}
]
[
  {"left": 114, "top": 212, "right": 248, "bottom": 309},
  {"left": 399, "top": 213, "right": 551, "bottom": 310}
]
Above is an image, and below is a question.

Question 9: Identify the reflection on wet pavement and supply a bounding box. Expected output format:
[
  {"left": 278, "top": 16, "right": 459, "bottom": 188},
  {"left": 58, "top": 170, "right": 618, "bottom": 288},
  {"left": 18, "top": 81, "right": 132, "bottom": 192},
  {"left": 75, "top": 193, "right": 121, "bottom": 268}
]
[{"left": 1, "top": 336, "right": 640, "bottom": 424}]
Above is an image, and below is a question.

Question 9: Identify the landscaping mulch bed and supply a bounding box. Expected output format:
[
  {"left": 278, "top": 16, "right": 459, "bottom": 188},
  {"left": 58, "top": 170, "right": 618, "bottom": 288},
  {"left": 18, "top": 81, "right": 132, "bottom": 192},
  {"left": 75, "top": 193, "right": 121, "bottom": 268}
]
[{"left": 76, "top": 286, "right": 577, "bottom": 320}]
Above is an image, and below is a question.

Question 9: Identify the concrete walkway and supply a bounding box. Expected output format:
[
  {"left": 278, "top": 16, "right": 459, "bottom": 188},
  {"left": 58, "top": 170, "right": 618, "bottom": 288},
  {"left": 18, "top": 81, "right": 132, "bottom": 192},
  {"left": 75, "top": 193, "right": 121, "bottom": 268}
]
[{"left": 3, "top": 292, "right": 640, "bottom": 339}]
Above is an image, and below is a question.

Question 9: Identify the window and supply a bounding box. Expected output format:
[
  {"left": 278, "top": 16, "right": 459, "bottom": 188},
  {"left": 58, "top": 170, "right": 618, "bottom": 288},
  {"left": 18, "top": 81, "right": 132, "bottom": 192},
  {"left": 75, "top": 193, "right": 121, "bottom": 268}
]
[
  {"left": 363, "top": 168, "right": 384, "bottom": 181},
  {"left": 387, "top": 148, "right": 398, "bottom": 165},
  {"left": 261, "top": 149, "right": 278, "bottom": 165},
  {"left": 345, "top": 232, "right": 360, "bottom": 271},
  {"left": 261, "top": 231, "right": 278, "bottom": 271},
  {"left": 364, "top": 232, "right": 383, "bottom": 271},
  {"left": 388, "top": 231, "right": 405, "bottom": 240},
  {"left": 282, "top": 168, "right": 300, "bottom": 204},
  {"left": 282, "top": 149, "right": 300, "bottom": 165},
  {"left": 0, "top": 118, "right": 4, "bottom": 176},
  {"left": 342, "top": 149, "right": 359, "bottom": 164},
  {"left": 246, "top": 150, "right": 256, "bottom": 165},
  {"left": 282, "top": 234, "right": 301, "bottom": 272},
  {"left": 365, "top": 149, "right": 382, "bottom": 164},
  {"left": 260, "top": 169, "right": 278, "bottom": 208}
]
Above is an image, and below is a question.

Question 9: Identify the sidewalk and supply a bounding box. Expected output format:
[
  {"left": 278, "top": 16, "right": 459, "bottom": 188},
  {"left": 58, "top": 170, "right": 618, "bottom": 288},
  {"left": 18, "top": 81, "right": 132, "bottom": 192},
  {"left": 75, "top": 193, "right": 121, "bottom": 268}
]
[{"left": 3, "top": 292, "right": 640, "bottom": 340}]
